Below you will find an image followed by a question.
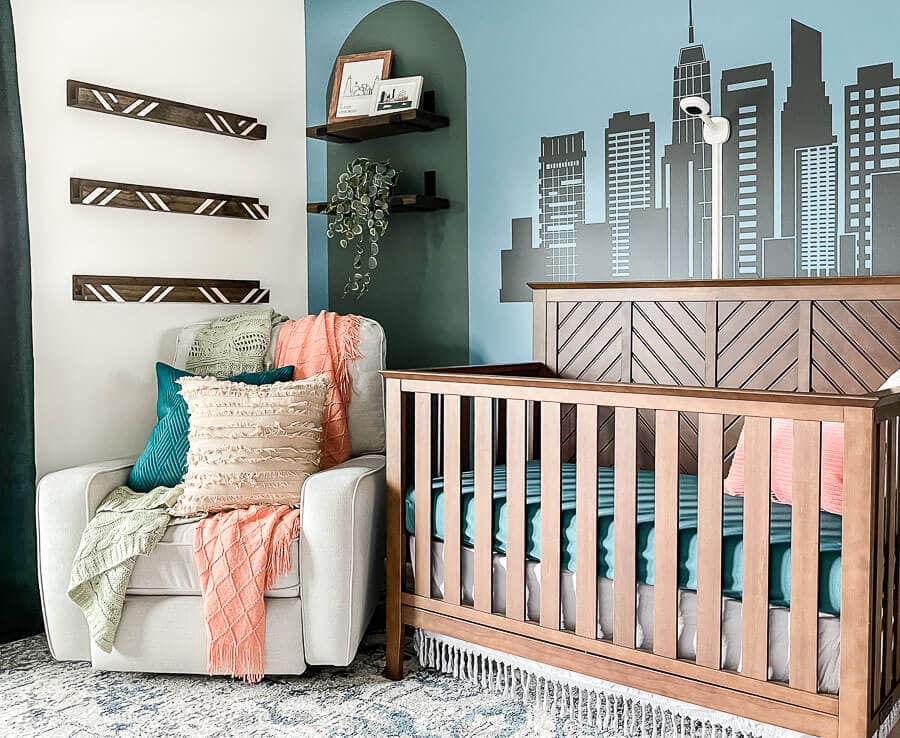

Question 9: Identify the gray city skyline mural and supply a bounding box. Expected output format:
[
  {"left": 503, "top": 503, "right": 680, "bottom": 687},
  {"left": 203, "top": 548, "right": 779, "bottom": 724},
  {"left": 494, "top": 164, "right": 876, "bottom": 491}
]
[{"left": 499, "top": 6, "right": 900, "bottom": 302}]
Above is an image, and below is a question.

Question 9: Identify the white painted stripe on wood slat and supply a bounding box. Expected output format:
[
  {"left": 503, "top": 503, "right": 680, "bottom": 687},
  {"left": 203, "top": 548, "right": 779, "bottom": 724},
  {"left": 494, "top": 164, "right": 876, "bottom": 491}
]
[
  {"left": 211, "top": 287, "right": 229, "bottom": 303},
  {"left": 107, "top": 93, "right": 118, "bottom": 103},
  {"left": 90, "top": 90, "right": 113, "bottom": 111},
  {"left": 253, "top": 204, "right": 268, "bottom": 219},
  {"left": 240, "top": 121, "right": 259, "bottom": 137},
  {"left": 98, "top": 189, "right": 122, "bottom": 206},
  {"left": 82, "top": 187, "right": 107, "bottom": 205},
  {"left": 194, "top": 198, "right": 214, "bottom": 215},
  {"left": 241, "top": 202, "right": 259, "bottom": 219},
  {"left": 139, "top": 286, "right": 161, "bottom": 303},
  {"left": 205, "top": 112, "right": 223, "bottom": 132},
  {"left": 198, "top": 287, "right": 216, "bottom": 303},
  {"left": 240, "top": 289, "right": 256, "bottom": 303},
  {"left": 154, "top": 286, "right": 174, "bottom": 302},
  {"left": 137, "top": 101, "right": 159, "bottom": 117},
  {"left": 122, "top": 98, "right": 145, "bottom": 115},
  {"left": 135, "top": 192, "right": 156, "bottom": 210},
  {"left": 84, "top": 284, "right": 107, "bottom": 302},
  {"left": 253, "top": 288, "right": 269, "bottom": 303},
  {"left": 100, "top": 284, "right": 124, "bottom": 302},
  {"left": 217, "top": 115, "right": 235, "bottom": 134},
  {"left": 149, "top": 193, "right": 169, "bottom": 211},
  {"left": 209, "top": 200, "right": 227, "bottom": 216}
]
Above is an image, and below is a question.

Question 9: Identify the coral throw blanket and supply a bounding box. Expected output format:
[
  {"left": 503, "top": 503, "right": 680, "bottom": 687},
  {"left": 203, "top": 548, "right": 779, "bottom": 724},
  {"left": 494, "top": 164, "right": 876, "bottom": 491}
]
[
  {"left": 275, "top": 310, "right": 361, "bottom": 469},
  {"left": 194, "top": 505, "right": 299, "bottom": 682}
]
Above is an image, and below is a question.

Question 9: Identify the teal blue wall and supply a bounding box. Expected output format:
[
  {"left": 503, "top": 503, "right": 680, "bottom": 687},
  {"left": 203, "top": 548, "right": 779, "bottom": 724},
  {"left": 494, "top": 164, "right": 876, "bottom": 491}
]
[{"left": 306, "top": 0, "right": 900, "bottom": 365}]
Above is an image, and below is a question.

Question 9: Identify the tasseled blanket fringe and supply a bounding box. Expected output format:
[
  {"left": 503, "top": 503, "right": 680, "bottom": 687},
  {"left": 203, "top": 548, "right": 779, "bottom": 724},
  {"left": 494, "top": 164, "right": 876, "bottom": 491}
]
[{"left": 413, "top": 630, "right": 811, "bottom": 738}]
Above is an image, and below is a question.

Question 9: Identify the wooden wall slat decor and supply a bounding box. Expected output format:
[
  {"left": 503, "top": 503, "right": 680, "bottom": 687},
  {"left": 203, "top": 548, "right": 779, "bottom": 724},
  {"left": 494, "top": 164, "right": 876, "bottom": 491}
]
[
  {"left": 442, "top": 395, "right": 462, "bottom": 607},
  {"left": 741, "top": 416, "right": 771, "bottom": 681},
  {"left": 414, "top": 394, "right": 432, "bottom": 599},
  {"left": 575, "top": 404, "right": 598, "bottom": 639},
  {"left": 473, "top": 397, "right": 493, "bottom": 613},
  {"left": 72, "top": 275, "right": 269, "bottom": 304},
  {"left": 540, "top": 402, "right": 562, "bottom": 630},
  {"left": 67, "top": 80, "right": 267, "bottom": 139},
  {"left": 613, "top": 406, "right": 638, "bottom": 648},
  {"left": 653, "top": 409, "right": 679, "bottom": 659},
  {"left": 695, "top": 412, "right": 724, "bottom": 669},
  {"left": 505, "top": 399, "right": 527, "bottom": 621},
  {"left": 70, "top": 178, "right": 269, "bottom": 220},
  {"left": 789, "top": 419, "right": 821, "bottom": 692}
]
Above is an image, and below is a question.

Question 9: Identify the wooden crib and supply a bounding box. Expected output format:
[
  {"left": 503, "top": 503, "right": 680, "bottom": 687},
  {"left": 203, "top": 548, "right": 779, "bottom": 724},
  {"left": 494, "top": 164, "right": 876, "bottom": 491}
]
[{"left": 383, "top": 277, "right": 900, "bottom": 738}]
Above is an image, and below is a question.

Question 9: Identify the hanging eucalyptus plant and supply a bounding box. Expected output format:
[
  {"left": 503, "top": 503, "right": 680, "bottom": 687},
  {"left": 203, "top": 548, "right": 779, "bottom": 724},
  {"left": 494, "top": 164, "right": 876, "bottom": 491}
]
[{"left": 324, "top": 157, "right": 399, "bottom": 297}]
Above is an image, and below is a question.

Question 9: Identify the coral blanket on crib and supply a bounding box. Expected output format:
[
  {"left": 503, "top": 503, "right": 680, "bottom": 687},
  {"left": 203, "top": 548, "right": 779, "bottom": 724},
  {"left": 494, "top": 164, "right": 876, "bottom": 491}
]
[
  {"left": 275, "top": 310, "right": 361, "bottom": 469},
  {"left": 194, "top": 505, "right": 300, "bottom": 682}
]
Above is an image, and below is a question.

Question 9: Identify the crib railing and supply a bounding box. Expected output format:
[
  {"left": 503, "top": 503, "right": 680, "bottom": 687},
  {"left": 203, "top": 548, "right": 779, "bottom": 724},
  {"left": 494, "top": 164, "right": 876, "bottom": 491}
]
[{"left": 384, "top": 367, "right": 900, "bottom": 738}]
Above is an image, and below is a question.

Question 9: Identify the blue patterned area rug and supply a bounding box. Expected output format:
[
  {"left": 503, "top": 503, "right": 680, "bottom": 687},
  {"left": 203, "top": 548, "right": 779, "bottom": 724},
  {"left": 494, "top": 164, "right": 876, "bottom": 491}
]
[{"left": 0, "top": 634, "right": 600, "bottom": 737}]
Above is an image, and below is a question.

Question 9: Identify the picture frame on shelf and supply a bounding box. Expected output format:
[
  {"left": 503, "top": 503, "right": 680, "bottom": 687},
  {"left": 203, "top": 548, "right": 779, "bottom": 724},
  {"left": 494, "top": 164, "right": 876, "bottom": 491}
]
[
  {"left": 369, "top": 76, "right": 424, "bottom": 116},
  {"left": 329, "top": 50, "right": 392, "bottom": 123}
]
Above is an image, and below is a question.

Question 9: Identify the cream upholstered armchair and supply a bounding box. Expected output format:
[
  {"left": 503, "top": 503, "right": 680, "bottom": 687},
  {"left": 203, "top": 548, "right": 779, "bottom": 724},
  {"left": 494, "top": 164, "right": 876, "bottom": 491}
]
[{"left": 36, "top": 317, "right": 387, "bottom": 675}]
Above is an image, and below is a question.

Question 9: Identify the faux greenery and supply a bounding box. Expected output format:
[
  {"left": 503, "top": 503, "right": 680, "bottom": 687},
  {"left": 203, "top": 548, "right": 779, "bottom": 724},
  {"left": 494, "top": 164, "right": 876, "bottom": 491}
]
[{"left": 325, "top": 157, "right": 399, "bottom": 297}]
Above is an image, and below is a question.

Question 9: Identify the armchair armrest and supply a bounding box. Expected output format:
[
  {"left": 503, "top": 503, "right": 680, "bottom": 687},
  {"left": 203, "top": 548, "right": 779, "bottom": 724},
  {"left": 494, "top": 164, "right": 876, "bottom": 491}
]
[
  {"left": 36, "top": 458, "right": 135, "bottom": 661},
  {"left": 299, "top": 454, "right": 386, "bottom": 666}
]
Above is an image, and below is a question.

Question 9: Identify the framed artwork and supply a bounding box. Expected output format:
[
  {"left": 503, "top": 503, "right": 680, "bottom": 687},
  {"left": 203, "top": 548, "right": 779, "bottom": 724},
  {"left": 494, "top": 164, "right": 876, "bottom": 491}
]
[
  {"left": 370, "top": 76, "right": 424, "bottom": 116},
  {"left": 329, "top": 50, "right": 393, "bottom": 123}
]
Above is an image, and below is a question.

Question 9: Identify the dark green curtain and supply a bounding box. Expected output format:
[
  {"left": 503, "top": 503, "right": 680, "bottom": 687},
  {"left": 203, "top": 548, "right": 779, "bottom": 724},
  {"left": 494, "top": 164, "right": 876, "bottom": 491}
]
[{"left": 0, "top": 0, "right": 38, "bottom": 643}]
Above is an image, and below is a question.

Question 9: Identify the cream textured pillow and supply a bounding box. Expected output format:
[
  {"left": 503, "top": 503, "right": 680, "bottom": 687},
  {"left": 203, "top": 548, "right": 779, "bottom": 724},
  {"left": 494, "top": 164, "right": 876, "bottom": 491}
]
[{"left": 171, "top": 375, "right": 328, "bottom": 516}]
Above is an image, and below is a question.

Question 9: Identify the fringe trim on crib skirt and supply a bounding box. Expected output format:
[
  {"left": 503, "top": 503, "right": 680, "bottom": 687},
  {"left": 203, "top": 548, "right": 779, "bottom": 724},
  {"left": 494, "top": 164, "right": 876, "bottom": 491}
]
[{"left": 413, "top": 630, "right": 812, "bottom": 738}]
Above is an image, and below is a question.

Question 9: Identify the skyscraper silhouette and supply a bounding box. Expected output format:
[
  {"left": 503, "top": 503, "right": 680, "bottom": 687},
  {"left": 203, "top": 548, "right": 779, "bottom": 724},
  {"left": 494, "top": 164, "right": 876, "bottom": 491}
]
[
  {"left": 661, "top": 0, "right": 712, "bottom": 279},
  {"left": 539, "top": 132, "right": 587, "bottom": 282},
  {"left": 845, "top": 63, "right": 900, "bottom": 274},
  {"left": 605, "top": 112, "right": 656, "bottom": 278},
  {"left": 721, "top": 64, "right": 775, "bottom": 277},
  {"left": 780, "top": 20, "right": 835, "bottom": 239}
]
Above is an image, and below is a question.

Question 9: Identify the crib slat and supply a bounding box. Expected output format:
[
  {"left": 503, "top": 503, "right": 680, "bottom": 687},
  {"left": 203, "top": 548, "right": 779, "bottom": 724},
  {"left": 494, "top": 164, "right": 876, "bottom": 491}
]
[
  {"left": 540, "top": 402, "right": 562, "bottom": 629},
  {"left": 443, "top": 395, "right": 462, "bottom": 607},
  {"left": 654, "top": 410, "right": 679, "bottom": 659},
  {"left": 576, "top": 404, "right": 599, "bottom": 639},
  {"left": 789, "top": 419, "right": 821, "bottom": 692},
  {"left": 414, "top": 393, "right": 433, "bottom": 599},
  {"left": 874, "top": 421, "right": 889, "bottom": 700},
  {"left": 696, "top": 413, "right": 724, "bottom": 669},
  {"left": 474, "top": 397, "right": 493, "bottom": 612},
  {"left": 506, "top": 399, "right": 527, "bottom": 621},
  {"left": 883, "top": 420, "right": 896, "bottom": 692},
  {"left": 614, "top": 406, "right": 638, "bottom": 648},
  {"left": 893, "top": 417, "right": 900, "bottom": 687},
  {"left": 741, "top": 416, "right": 771, "bottom": 681}
]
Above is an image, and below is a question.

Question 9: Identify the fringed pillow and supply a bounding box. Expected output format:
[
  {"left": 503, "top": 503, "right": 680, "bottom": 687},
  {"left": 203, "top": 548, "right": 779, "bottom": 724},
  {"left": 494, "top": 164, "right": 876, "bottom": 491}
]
[{"left": 171, "top": 375, "right": 328, "bottom": 516}]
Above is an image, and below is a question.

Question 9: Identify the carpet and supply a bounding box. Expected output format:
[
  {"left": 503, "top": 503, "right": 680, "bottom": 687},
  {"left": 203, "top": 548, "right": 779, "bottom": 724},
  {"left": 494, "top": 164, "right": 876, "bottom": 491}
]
[{"left": 0, "top": 634, "right": 602, "bottom": 737}]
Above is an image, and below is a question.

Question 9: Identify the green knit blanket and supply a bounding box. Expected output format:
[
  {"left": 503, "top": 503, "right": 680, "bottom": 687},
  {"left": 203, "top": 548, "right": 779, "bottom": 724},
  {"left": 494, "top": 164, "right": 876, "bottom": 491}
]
[
  {"left": 68, "top": 485, "right": 185, "bottom": 652},
  {"left": 186, "top": 308, "right": 287, "bottom": 379}
]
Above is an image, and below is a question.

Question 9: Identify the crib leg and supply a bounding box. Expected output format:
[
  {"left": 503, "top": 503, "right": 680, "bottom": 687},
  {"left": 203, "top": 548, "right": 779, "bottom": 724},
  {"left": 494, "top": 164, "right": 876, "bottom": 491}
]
[{"left": 384, "top": 601, "right": 404, "bottom": 680}]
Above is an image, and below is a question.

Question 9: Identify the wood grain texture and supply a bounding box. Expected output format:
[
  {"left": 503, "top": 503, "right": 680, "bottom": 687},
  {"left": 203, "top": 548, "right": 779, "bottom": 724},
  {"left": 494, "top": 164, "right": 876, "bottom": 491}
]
[
  {"left": 613, "top": 407, "right": 637, "bottom": 648},
  {"left": 695, "top": 413, "right": 724, "bottom": 669},
  {"left": 414, "top": 394, "right": 432, "bottom": 598},
  {"left": 789, "top": 420, "right": 821, "bottom": 693},
  {"left": 874, "top": 421, "right": 890, "bottom": 703},
  {"left": 540, "top": 402, "right": 562, "bottom": 629},
  {"left": 383, "top": 380, "right": 404, "bottom": 680},
  {"left": 70, "top": 178, "right": 269, "bottom": 220},
  {"left": 473, "top": 397, "right": 493, "bottom": 613},
  {"left": 505, "top": 399, "right": 527, "bottom": 621},
  {"left": 442, "top": 395, "right": 462, "bottom": 607},
  {"left": 575, "top": 404, "right": 598, "bottom": 638},
  {"left": 653, "top": 410, "right": 679, "bottom": 659},
  {"left": 741, "top": 416, "right": 771, "bottom": 681},
  {"left": 67, "top": 80, "right": 266, "bottom": 139}
]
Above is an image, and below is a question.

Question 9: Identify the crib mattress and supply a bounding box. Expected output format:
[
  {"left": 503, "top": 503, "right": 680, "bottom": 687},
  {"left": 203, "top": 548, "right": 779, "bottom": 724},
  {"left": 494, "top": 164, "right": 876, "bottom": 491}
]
[
  {"left": 408, "top": 538, "right": 841, "bottom": 694},
  {"left": 403, "top": 460, "right": 843, "bottom": 615}
]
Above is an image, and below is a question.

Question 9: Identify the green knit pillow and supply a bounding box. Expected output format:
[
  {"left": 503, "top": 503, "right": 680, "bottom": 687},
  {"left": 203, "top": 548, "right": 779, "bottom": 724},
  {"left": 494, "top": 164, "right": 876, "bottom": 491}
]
[{"left": 127, "top": 362, "right": 295, "bottom": 492}]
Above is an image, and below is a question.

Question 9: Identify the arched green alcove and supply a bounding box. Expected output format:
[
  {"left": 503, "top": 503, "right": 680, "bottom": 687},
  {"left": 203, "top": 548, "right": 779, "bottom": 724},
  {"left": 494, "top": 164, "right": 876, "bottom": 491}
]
[{"left": 326, "top": 0, "right": 468, "bottom": 369}]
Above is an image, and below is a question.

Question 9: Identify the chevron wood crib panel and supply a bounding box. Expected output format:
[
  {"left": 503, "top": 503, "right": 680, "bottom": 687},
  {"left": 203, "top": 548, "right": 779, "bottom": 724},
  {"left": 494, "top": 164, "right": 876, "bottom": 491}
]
[
  {"left": 67, "top": 80, "right": 267, "bottom": 140},
  {"left": 72, "top": 275, "right": 269, "bottom": 304},
  {"left": 70, "top": 178, "right": 269, "bottom": 220}
]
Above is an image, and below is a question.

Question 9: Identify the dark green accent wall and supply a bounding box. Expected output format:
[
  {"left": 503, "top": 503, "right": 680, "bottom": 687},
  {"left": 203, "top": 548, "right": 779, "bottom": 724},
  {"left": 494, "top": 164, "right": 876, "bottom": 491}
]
[
  {"left": 327, "top": 1, "right": 468, "bottom": 369},
  {"left": 0, "top": 0, "right": 39, "bottom": 643}
]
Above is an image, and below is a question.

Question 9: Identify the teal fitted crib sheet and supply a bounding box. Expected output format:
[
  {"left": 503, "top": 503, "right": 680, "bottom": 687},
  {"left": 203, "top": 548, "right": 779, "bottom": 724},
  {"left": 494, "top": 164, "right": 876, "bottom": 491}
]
[{"left": 403, "top": 460, "right": 843, "bottom": 615}]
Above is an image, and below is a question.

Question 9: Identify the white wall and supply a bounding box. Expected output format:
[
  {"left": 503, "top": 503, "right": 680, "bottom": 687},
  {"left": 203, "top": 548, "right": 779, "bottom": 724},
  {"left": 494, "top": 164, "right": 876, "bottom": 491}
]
[{"left": 12, "top": 0, "right": 308, "bottom": 477}]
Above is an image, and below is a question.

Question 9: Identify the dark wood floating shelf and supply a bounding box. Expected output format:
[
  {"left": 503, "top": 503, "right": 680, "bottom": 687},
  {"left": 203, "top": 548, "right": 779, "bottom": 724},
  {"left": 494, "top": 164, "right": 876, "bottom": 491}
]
[
  {"left": 67, "top": 80, "right": 266, "bottom": 140},
  {"left": 307, "top": 92, "right": 447, "bottom": 143},
  {"left": 307, "top": 194, "right": 448, "bottom": 214},
  {"left": 72, "top": 275, "right": 270, "bottom": 304},
  {"left": 308, "top": 170, "right": 448, "bottom": 214},
  {"left": 70, "top": 178, "right": 269, "bottom": 220}
]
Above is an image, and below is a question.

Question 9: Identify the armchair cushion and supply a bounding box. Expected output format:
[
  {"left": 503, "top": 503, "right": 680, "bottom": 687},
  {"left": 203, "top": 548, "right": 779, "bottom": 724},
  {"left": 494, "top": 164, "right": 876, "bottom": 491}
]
[{"left": 127, "top": 363, "right": 295, "bottom": 492}]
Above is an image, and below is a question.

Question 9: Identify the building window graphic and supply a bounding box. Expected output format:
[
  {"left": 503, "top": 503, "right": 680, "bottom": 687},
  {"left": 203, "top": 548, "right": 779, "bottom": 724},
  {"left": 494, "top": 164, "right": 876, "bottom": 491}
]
[
  {"left": 796, "top": 144, "right": 839, "bottom": 275},
  {"left": 539, "top": 132, "right": 587, "bottom": 282},
  {"left": 605, "top": 112, "right": 655, "bottom": 278},
  {"left": 845, "top": 63, "right": 900, "bottom": 274}
]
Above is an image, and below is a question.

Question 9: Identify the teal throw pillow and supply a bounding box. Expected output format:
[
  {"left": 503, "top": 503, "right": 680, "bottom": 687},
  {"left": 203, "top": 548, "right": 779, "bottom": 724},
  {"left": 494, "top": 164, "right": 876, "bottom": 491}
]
[{"left": 127, "top": 362, "right": 295, "bottom": 492}]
